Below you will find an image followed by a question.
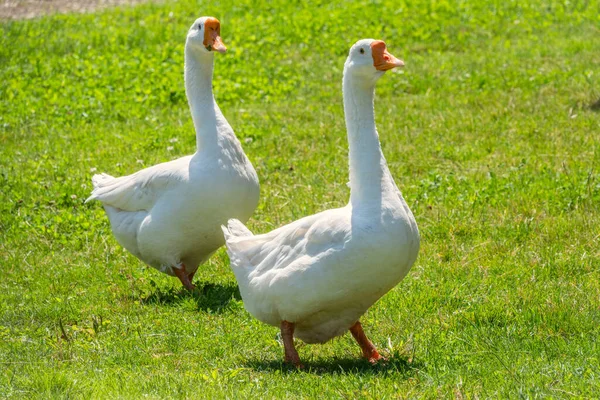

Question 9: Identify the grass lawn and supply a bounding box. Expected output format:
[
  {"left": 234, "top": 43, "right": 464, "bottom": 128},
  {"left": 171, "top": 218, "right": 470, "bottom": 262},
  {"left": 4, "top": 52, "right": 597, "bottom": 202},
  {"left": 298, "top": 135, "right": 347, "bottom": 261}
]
[{"left": 1, "top": 0, "right": 599, "bottom": 397}]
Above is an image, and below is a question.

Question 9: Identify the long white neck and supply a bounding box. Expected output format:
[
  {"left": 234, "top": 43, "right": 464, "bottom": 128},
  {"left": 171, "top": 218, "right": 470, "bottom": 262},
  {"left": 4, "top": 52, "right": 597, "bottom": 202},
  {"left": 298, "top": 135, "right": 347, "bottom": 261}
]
[
  {"left": 343, "top": 69, "right": 397, "bottom": 206},
  {"left": 185, "top": 47, "right": 235, "bottom": 153}
]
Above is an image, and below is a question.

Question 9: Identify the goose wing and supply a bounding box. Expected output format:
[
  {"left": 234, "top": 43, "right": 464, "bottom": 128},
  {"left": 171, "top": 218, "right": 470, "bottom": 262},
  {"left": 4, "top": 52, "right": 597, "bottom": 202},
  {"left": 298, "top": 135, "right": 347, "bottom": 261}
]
[{"left": 86, "top": 156, "right": 191, "bottom": 212}]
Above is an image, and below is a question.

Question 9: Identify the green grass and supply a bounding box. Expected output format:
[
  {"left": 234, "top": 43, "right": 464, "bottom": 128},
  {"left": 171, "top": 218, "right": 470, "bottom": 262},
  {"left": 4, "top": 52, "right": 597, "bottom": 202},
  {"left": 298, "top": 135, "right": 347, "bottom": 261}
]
[{"left": 1, "top": 0, "right": 599, "bottom": 397}]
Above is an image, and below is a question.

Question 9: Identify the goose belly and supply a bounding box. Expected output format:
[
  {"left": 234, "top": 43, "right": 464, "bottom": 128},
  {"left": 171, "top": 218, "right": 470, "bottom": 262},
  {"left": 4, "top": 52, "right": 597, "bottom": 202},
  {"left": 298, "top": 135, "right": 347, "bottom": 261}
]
[
  {"left": 245, "top": 211, "right": 419, "bottom": 344},
  {"left": 294, "top": 308, "right": 369, "bottom": 344},
  {"left": 137, "top": 174, "right": 259, "bottom": 274}
]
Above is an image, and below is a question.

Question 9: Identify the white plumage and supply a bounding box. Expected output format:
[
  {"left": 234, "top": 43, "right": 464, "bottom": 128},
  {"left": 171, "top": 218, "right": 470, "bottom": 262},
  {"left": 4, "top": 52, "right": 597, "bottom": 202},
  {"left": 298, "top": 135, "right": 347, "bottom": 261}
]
[
  {"left": 87, "top": 17, "right": 259, "bottom": 290},
  {"left": 222, "top": 39, "right": 419, "bottom": 366}
]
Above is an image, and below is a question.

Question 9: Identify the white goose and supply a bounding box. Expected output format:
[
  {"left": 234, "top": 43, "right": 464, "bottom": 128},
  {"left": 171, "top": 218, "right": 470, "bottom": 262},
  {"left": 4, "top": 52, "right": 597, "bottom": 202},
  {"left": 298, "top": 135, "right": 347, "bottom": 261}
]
[
  {"left": 222, "top": 39, "right": 419, "bottom": 366},
  {"left": 87, "top": 17, "right": 259, "bottom": 290}
]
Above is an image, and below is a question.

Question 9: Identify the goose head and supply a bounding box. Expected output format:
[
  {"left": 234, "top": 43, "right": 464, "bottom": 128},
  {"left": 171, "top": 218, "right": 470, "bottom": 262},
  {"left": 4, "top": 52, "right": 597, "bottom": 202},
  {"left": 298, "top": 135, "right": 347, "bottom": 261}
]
[
  {"left": 344, "top": 39, "right": 404, "bottom": 85},
  {"left": 186, "top": 16, "right": 227, "bottom": 54}
]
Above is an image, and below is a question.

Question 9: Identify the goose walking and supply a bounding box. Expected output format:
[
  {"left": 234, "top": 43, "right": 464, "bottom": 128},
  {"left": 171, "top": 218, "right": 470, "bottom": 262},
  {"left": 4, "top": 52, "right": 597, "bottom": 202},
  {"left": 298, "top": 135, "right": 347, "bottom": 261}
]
[
  {"left": 87, "top": 17, "right": 260, "bottom": 290},
  {"left": 222, "top": 39, "right": 419, "bottom": 366}
]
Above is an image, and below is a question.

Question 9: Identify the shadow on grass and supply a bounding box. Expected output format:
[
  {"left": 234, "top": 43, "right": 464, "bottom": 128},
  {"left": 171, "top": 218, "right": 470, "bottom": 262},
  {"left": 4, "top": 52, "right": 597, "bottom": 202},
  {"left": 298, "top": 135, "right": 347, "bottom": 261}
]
[
  {"left": 139, "top": 280, "right": 241, "bottom": 313},
  {"left": 246, "top": 354, "right": 421, "bottom": 376},
  {"left": 590, "top": 98, "right": 600, "bottom": 111}
]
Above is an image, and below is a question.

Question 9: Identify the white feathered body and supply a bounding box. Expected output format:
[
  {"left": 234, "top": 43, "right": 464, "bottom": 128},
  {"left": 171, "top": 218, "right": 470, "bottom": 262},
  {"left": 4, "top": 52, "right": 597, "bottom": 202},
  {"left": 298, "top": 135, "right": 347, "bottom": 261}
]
[
  {"left": 223, "top": 188, "right": 419, "bottom": 344},
  {"left": 90, "top": 145, "right": 259, "bottom": 276}
]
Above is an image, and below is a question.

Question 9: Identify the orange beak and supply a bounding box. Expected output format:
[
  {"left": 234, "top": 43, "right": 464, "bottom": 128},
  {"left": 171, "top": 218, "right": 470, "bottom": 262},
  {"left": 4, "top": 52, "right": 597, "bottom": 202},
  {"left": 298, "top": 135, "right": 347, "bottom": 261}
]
[
  {"left": 371, "top": 40, "right": 404, "bottom": 71},
  {"left": 203, "top": 17, "right": 227, "bottom": 53}
]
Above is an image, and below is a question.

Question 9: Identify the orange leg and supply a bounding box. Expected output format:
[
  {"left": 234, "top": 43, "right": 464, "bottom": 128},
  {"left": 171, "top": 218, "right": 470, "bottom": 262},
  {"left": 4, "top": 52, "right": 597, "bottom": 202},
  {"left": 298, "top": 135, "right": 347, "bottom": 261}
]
[
  {"left": 187, "top": 269, "right": 197, "bottom": 286},
  {"left": 173, "top": 264, "right": 195, "bottom": 291},
  {"left": 280, "top": 321, "right": 303, "bottom": 368},
  {"left": 349, "top": 321, "right": 384, "bottom": 363}
]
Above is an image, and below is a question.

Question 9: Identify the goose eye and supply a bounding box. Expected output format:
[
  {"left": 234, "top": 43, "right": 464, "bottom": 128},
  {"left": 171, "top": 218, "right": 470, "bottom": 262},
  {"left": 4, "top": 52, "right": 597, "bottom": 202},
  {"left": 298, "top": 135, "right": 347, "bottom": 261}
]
[
  {"left": 359, "top": 48, "right": 365, "bottom": 54},
  {"left": 198, "top": 24, "right": 202, "bottom": 30}
]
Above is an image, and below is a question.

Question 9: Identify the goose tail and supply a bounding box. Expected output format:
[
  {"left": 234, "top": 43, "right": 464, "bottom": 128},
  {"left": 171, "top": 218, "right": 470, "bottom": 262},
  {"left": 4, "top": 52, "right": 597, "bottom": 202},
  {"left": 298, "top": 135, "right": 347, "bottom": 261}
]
[
  {"left": 222, "top": 218, "right": 254, "bottom": 240},
  {"left": 86, "top": 173, "right": 116, "bottom": 203}
]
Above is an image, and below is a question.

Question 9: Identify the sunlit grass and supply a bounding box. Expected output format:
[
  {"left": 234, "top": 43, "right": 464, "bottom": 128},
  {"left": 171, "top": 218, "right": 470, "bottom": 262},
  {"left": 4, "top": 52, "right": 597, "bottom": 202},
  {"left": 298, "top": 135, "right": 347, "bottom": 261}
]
[{"left": 1, "top": 0, "right": 599, "bottom": 397}]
